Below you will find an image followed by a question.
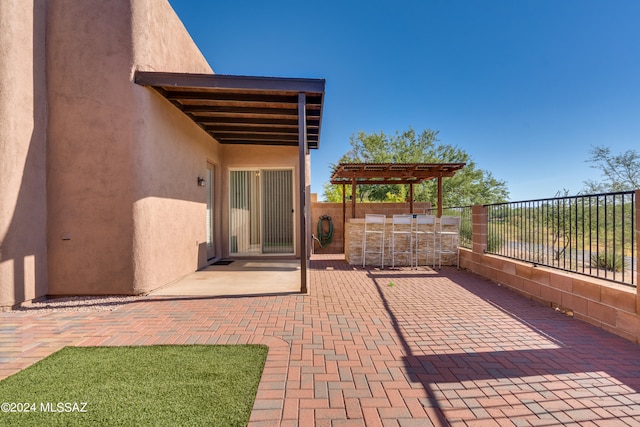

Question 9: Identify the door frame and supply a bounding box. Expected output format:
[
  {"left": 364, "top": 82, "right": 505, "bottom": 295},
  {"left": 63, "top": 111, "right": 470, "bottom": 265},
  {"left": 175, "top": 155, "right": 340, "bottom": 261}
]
[
  {"left": 228, "top": 167, "right": 296, "bottom": 256},
  {"left": 206, "top": 161, "right": 218, "bottom": 261}
]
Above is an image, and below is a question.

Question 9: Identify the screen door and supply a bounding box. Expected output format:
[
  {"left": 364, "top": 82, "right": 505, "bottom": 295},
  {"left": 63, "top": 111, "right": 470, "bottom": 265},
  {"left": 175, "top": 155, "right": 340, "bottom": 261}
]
[{"left": 229, "top": 169, "right": 294, "bottom": 255}]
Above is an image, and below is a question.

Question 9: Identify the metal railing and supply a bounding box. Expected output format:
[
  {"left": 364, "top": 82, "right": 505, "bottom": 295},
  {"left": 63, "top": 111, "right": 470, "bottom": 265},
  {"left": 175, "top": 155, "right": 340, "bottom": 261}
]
[
  {"left": 426, "top": 206, "right": 473, "bottom": 249},
  {"left": 485, "top": 191, "right": 636, "bottom": 287}
]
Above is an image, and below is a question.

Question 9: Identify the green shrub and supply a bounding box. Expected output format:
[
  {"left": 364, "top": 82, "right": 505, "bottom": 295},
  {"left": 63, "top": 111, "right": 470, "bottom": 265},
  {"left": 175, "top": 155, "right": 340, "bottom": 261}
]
[
  {"left": 459, "top": 223, "right": 472, "bottom": 247},
  {"left": 487, "top": 231, "right": 503, "bottom": 253},
  {"left": 590, "top": 253, "right": 626, "bottom": 272}
]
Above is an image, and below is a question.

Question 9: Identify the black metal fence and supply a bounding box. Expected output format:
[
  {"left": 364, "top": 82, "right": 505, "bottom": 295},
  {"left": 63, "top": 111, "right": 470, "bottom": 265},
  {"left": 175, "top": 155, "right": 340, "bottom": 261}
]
[
  {"left": 444, "top": 206, "right": 472, "bottom": 249},
  {"left": 485, "top": 191, "right": 636, "bottom": 287},
  {"left": 426, "top": 206, "right": 473, "bottom": 249}
]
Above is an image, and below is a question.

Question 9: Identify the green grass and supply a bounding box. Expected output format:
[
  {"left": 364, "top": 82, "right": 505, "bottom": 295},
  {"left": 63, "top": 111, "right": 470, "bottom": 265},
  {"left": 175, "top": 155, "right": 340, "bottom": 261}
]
[{"left": 0, "top": 345, "right": 268, "bottom": 426}]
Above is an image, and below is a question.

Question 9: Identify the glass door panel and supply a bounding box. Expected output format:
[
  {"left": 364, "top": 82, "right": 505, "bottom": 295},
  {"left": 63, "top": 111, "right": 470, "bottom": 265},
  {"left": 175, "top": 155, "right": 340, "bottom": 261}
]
[
  {"left": 229, "top": 169, "right": 294, "bottom": 255},
  {"left": 262, "top": 170, "right": 294, "bottom": 254},
  {"left": 230, "top": 170, "right": 260, "bottom": 254}
]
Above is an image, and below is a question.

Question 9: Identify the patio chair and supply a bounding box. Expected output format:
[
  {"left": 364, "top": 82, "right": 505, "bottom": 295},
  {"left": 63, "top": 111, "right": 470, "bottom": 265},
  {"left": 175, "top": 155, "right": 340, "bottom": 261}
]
[
  {"left": 391, "top": 214, "right": 413, "bottom": 268},
  {"left": 437, "top": 216, "right": 460, "bottom": 269},
  {"left": 414, "top": 214, "right": 436, "bottom": 269},
  {"left": 362, "top": 214, "right": 386, "bottom": 268}
]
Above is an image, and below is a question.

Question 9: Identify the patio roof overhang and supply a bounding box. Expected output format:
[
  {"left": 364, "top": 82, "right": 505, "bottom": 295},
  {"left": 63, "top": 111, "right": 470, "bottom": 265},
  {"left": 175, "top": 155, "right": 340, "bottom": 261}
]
[
  {"left": 134, "top": 71, "right": 327, "bottom": 294},
  {"left": 134, "top": 71, "right": 325, "bottom": 148},
  {"left": 330, "top": 162, "right": 466, "bottom": 185},
  {"left": 330, "top": 162, "right": 466, "bottom": 220}
]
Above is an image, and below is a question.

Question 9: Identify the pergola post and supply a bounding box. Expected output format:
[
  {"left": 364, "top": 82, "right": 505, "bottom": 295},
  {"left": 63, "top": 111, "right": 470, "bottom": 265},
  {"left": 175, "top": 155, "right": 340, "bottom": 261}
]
[
  {"left": 342, "top": 182, "right": 346, "bottom": 251},
  {"left": 298, "top": 93, "right": 308, "bottom": 293},
  {"left": 351, "top": 178, "right": 356, "bottom": 219},
  {"left": 409, "top": 183, "right": 414, "bottom": 214},
  {"left": 437, "top": 174, "right": 443, "bottom": 218}
]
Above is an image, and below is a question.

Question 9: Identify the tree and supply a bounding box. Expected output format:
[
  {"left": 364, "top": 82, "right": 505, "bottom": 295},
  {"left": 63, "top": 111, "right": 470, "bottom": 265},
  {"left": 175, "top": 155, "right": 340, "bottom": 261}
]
[
  {"left": 323, "top": 128, "right": 509, "bottom": 206},
  {"left": 583, "top": 145, "right": 640, "bottom": 193}
]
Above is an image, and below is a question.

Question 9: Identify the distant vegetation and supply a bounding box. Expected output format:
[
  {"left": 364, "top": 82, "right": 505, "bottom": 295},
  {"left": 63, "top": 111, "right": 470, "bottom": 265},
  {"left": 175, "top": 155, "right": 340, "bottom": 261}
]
[{"left": 583, "top": 145, "right": 640, "bottom": 193}]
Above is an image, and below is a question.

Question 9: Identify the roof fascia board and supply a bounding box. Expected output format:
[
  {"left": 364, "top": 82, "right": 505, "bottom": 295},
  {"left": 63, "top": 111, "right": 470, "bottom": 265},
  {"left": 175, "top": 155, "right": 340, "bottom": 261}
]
[{"left": 134, "top": 71, "right": 325, "bottom": 94}]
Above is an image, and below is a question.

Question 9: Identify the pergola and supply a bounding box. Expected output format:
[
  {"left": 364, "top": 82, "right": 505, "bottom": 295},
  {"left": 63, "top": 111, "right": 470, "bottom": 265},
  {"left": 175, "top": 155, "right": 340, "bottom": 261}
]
[
  {"left": 135, "top": 71, "right": 326, "bottom": 293},
  {"left": 329, "top": 162, "right": 466, "bottom": 222}
]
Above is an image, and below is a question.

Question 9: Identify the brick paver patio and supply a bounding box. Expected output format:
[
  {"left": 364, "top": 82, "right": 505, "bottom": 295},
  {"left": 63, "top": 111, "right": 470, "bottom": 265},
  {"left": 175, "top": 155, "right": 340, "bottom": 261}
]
[{"left": 2, "top": 254, "right": 639, "bottom": 426}]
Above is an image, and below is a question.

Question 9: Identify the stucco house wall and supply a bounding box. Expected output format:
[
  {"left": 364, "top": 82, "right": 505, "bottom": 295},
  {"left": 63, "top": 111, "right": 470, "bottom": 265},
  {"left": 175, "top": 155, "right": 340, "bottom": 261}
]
[
  {"left": 45, "top": 0, "right": 229, "bottom": 296},
  {"left": 130, "top": 1, "right": 307, "bottom": 291},
  {"left": 0, "top": 0, "right": 48, "bottom": 308},
  {"left": 130, "top": 0, "right": 221, "bottom": 294},
  {"left": 46, "top": 0, "right": 139, "bottom": 296},
  {"left": 1, "top": 0, "right": 306, "bottom": 306}
]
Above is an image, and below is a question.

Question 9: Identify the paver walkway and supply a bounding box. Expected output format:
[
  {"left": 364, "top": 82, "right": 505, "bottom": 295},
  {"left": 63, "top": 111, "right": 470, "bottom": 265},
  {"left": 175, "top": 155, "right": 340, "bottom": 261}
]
[{"left": 1, "top": 254, "right": 640, "bottom": 426}]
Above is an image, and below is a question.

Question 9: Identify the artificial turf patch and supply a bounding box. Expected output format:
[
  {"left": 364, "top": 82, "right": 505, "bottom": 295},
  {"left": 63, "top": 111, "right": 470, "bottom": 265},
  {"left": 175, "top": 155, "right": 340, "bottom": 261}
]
[{"left": 0, "top": 345, "right": 268, "bottom": 426}]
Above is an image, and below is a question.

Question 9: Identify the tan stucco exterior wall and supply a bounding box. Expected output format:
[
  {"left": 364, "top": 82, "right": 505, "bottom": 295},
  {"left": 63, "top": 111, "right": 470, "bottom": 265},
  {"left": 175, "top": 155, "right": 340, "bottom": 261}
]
[
  {"left": 129, "top": 0, "right": 220, "bottom": 294},
  {"left": 46, "top": 0, "right": 225, "bottom": 296},
  {"left": 2, "top": 0, "right": 306, "bottom": 301},
  {"left": 46, "top": 0, "right": 139, "bottom": 296},
  {"left": 0, "top": 0, "right": 48, "bottom": 309},
  {"left": 131, "top": 0, "right": 212, "bottom": 75},
  {"left": 129, "top": 93, "right": 220, "bottom": 293}
]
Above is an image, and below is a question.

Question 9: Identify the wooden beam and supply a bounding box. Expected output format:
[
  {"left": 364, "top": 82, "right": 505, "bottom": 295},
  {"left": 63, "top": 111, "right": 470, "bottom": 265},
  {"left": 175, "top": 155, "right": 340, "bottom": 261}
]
[
  {"left": 330, "top": 179, "right": 427, "bottom": 185},
  {"left": 437, "top": 175, "right": 443, "bottom": 218},
  {"left": 135, "top": 70, "right": 326, "bottom": 93}
]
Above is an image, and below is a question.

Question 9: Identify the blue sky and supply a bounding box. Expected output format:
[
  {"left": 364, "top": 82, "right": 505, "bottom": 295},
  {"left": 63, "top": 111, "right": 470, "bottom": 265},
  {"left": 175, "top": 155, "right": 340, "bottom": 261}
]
[{"left": 168, "top": 0, "right": 639, "bottom": 201}]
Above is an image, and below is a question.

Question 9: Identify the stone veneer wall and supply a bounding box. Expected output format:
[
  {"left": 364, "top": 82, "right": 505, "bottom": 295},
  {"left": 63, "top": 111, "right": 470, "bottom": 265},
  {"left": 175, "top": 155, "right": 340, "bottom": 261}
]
[{"left": 345, "top": 218, "right": 459, "bottom": 267}]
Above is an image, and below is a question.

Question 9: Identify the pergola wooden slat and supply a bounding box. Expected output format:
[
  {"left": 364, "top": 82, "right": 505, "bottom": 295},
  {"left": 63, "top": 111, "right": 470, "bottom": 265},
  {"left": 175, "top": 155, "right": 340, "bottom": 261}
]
[{"left": 329, "top": 162, "right": 466, "bottom": 224}]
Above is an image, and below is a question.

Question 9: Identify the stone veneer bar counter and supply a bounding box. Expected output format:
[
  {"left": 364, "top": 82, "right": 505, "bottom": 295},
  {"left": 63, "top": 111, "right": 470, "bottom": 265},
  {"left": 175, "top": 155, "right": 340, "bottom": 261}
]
[{"left": 344, "top": 217, "right": 459, "bottom": 268}]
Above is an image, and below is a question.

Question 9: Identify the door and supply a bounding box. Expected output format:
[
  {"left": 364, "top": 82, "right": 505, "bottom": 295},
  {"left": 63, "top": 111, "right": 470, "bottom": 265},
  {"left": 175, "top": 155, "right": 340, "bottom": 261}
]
[
  {"left": 229, "top": 169, "right": 294, "bottom": 255},
  {"left": 206, "top": 163, "right": 216, "bottom": 260},
  {"left": 261, "top": 169, "right": 294, "bottom": 254}
]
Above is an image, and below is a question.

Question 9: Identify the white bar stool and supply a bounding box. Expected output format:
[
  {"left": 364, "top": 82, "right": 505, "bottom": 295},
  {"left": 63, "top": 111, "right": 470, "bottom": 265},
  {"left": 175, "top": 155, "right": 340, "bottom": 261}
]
[
  {"left": 414, "top": 214, "right": 436, "bottom": 269},
  {"left": 391, "top": 214, "right": 413, "bottom": 268},
  {"left": 362, "top": 214, "right": 386, "bottom": 268},
  {"left": 437, "top": 216, "right": 460, "bottom": 269}
]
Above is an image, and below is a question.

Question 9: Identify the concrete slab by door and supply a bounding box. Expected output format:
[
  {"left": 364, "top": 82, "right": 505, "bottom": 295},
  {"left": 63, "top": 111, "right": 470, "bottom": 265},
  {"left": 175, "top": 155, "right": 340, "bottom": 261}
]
[{"left": 149, "top": 259, "right": 301, "bottom": 297}]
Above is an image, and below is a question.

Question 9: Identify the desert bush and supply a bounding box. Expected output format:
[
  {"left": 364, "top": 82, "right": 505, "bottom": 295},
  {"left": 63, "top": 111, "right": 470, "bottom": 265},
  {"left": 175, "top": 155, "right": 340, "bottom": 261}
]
[
  {"left": 487, "top": 231, "right": 504, "bottom": 253},
  {"left": 590, "top": 253, "right": 626, "bottom": 272}
]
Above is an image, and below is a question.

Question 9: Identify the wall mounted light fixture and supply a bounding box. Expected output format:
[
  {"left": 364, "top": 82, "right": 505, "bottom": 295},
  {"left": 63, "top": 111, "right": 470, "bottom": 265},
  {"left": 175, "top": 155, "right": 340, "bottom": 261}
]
[{"left": 197, "top": 176, "right": 206, "bottom": 187}]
